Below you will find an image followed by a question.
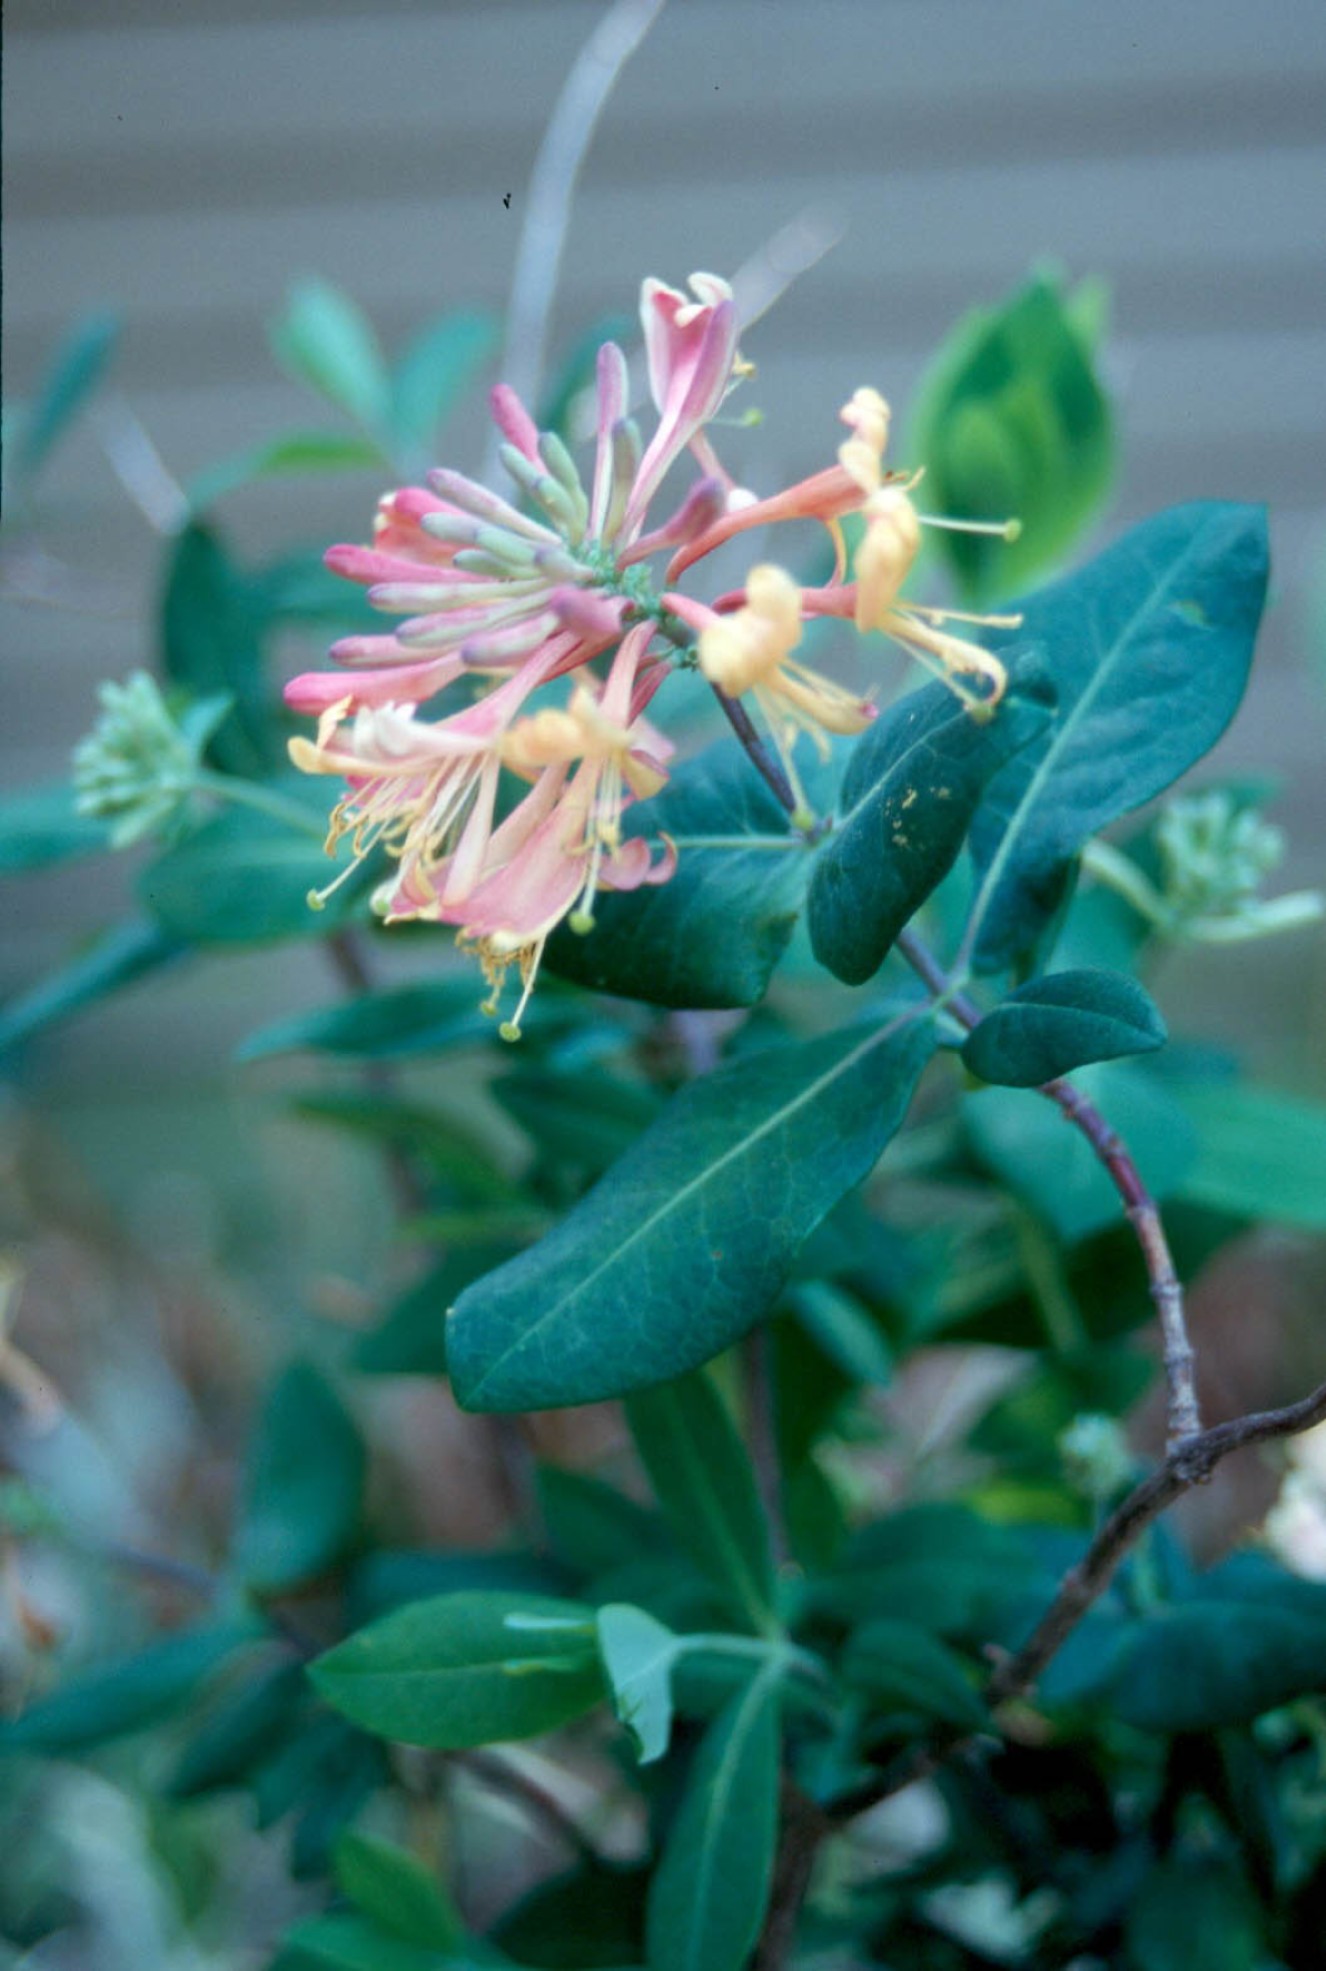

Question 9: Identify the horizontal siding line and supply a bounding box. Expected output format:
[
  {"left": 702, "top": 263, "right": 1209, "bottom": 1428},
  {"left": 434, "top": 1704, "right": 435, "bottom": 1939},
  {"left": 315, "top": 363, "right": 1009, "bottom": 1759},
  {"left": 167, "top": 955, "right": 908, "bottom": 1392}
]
[{"left": 13, "top": 75, "right": 1326, "bottom": 217}]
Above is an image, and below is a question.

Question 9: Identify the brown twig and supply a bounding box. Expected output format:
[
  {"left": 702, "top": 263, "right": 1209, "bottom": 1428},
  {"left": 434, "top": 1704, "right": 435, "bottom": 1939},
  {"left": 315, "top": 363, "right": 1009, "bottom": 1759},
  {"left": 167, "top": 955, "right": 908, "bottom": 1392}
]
[
  {"left": 894, "top": 927, "right": 1202, "bottom": 1455},
  {"left": 828, "top": 1372, "right": 1326, "bottom": 1824},
  {"left": 755, "top": 1779, "right": 831, "bottom": 1970},
  {"left": 712, "top": 687, "right": 801, "bottom": 818}
]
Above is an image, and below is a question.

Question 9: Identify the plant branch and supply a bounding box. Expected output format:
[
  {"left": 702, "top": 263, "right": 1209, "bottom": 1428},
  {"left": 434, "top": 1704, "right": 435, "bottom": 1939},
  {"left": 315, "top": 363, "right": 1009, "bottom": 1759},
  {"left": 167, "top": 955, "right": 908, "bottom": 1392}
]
[
  {"left": 712, "top": 686, "right": 802, "bottom": 817},
  {"left": 894, "top": 927, "right": 1201, "bottom": 1454},
  {"left": 743, "top": 1325, "right": 790, "bottom": 1571},
  {"left": 486, "top": 0, "right": 667, "bottom": 481},
  {"left": 828, "top": 1372, "right": 1326, "bottom": 1823},
  {"left": 756, "top": 1778, "right": 831, "bottom": 1971},
  {"left": 450, "top": 1748, "right": 600, "bottom": 1866}
]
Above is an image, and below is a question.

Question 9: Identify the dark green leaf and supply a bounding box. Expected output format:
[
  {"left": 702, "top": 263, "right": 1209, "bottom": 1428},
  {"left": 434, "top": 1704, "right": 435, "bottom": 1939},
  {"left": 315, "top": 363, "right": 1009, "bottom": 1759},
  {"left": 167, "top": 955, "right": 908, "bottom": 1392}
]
[
  {"left": 0, "top": 918, "right": 183, "bottom": 1056},
  {"left": 1174, "top": 1081, "right": 1326, "bottom": 1232},
  {"left": 188, "top": 432, "right": 384, "bottom": 511},
  {"left": 969, "top": 1345, "right": 1153, "bottom": 1471},
  {"left": 842, "top": 1618, "right": 988, "bottom": 1732},
  {"left": 278, "top": 1913, "right": 448, "bottom": 1971},
  {"left": 626, "top": 1374, "right": 775, "bottom": 1636},
  {"left": 311, "top": 1592, "right": 604, "bottom": 1749},
  {"left": 168, "top": 1657, "right": 306, "bottom": 1798},
  {"left": 909, "top": 271, "right": 1113, "bottom": 602},
  {"left": 492, "top": 1859, "right": 648, "bottom": 1970},
  {"left": 237, "top": 976, "right": 521, "bottom": 1062},
  {"left": 1108, "top": 1600, "right": 1326, "bottom": 1732},
  {"left": 447, "top": 1014, "right": 936, "bottom": 1411},
  {"left": 236, "top": 1361, "right": 366, "bottom": 1595},
  {"left": 355, "top": 1250, "right": 519, "bottom": 1379},
  {"left": 492, "top": 1066, "right": 662, "bottom": 1178},
  {"left": 160, "top": 522, "right": 280, "bottom": 776},
  {"left": 535, "top": 1466, "right": 670, "bottom": 1581},
  {"left": 139, "top": 795, "right": 376, "bottom": 945},
  {"left": 13, "top": 311, "right": 119, "bottom": 487},
  {"left": 0, "top": 781, "right": 109, "bottom": 875},
  {"left": 545, "top": 738, "right": 811, "bottom": 1008},
  {"left": 1125, "top": 1855, "right": 1265, "bottom": 1971},
  {"left": 290, "top": 1728, "right": 384, "bottom": 1881},
  {"left": 0, "top": 1623, "right": 254, "bottom": 1753},
  {"left": 334, "top": 1832, "right": 465, "bottom": 1951},
  {"left": 645, "top": 1670, "right": 780, "bottom": 1971},
  {"left": 787, "top": 1280, "right": 893, "bottom": 1390},
  {"left": 964, "top": 1061, "right": 1197, "bottom": 1244},
  {"left": 966, "top": 503, "right": 1269, "bottom": 972},
  {"left": 390, "top": 310, "right": 499, "bottom": 469},
  {"left": 805, "top": 1504, "right": 1046, "bottom": 1637},
  {"left": 808, "top": 669, "right": 1054, "bottom": 984},
  {"left": 287, "top": 1089, "right": 513, "bottom": 1198},
  {"left": 961, "top": 968, "right": 1167, "bottom": 1087},
  {"left": 596, "top": 1603, "right": 678, "bottom": 1763},
  {"left": 347, "top": 1550, "right": 566, "bottom": 1627},
  {"left": 271, "top": 278, "right": 390, "bottom": 431}
]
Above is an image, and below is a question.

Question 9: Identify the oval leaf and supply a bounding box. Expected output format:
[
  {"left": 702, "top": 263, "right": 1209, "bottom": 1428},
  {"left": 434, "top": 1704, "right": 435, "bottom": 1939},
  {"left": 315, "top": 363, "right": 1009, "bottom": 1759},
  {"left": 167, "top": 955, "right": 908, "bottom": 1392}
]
[
  {"left": 645, "top": 1669, "right": 780, "bottom": 1971},
  {"left": 966, "top": 502, "right": 1269, "bottom": 972},
  {"left": 237, "top": 1361, "right": 366, "bottom": 1595},
  {"left": 809, "top": 668, "right": 1054, "bottom": 985},
  {"left": 545, "top": 739, "right": 811, "bottom": 1008},
  {"left": 311, "top": 1592, "right": 605, "bottom": 1749},
  {"left": 447, "top": 1014, "right": 936, "bottom": 1412},
  {"left": 626, "top": 1374, "right": 775, "bottom": 1635},
  {"left": 961, "top": 967, "right": 1167, "bottom": 1086},
  {"left": 1108, "top": 1600, "right": 1326, "bottom": 1732},
  {"left": 271, "top": 278, "right": 390, "bottom": 431},
  {"left": 841, "top": 1618, "right": 988, "bottom": 1732},
  {"left": 0, "top": 1623, "right": 254, "bottom": 1753},
  {"left": 596, "top": 1604, "right": 679, "bottom": 1764}
]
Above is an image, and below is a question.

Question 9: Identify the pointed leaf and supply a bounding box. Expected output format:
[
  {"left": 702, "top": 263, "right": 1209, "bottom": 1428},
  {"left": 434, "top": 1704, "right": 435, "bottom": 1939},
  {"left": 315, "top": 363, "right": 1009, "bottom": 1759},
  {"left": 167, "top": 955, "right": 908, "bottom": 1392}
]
[
  {"left": 596, "top": 1604, "right": 679, "bottom": 1763},
  {"left": 160, "top": 521, "right": 280, "bottom": 776},
  {"left": 236, "top": 1361, "right": 366, "bottom": 1594},
  {"left": 168, "top": 1657, "right": 306, "bottom": 1798},
  {"left": 809, "top": 669, "right": 1054, "bottom": 984},
  {"left": 0, "top": 1623, "right": 254, "bottom": 1752},
  {"left": 271, "top": 278, "right": 390, "bottom": 431},
  {"left": 909, "top": 272, "right": 1113, "bottom": 603},
  {"left": 626, "top": 1373, "right": 775, "bottom": 1635},
  {"left": 0, "top": 781, "right": 109, "bottom": 875},
  {"left": 188, "top": 431, "right": 383, "bottom": 511},
  {"left": 545, "top": 738, "right": 812, "bottom": 1008},
  {"left": 0, "top": 918, "right": 183, "bottom": 1056},
  {"left": 447, "top": 1014, "right": 936, "bottom": 1411},
  {"left": 645, "top": 1670, "right": 780, "bottom": 1971},
  {"left": 13, "top": 310, "right": 119, "bottom": 488},
  {"left": 967, "top": 503, "right": 1269, "bottom": 972},
  {"left": 961, "top": 967, "right": 1167, "bottom": 1087},
  {"left": 236, "top": 976, "right": 520, "bottom": 1062},
  {"left": 311, "top": 1592, "right": 604, "bottom": 1748},
  {"left": 390, "top": 310, "right": 499, "bottom": 468},
  {"left": 276, "top": 1913, "right": 447, "bottom": 1971},
  {"left": 841, "top": 1618, "right": 988, "bottom": 1731},
  {"left": 334, "top": 1832, "right": 465, "bottom": 1951}
]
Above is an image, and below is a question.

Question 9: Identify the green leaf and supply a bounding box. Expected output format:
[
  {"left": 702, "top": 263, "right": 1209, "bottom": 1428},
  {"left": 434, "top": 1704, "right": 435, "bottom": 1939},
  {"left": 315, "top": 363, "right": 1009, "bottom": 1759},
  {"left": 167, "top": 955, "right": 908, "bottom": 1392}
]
[
  {"left": 535, "top": 1466, "right": 670, "bottom": 1581},
  {"left": 644, "top": 1669, "right": 780, "bottom": 1971},
  {"left": 1107, "top": 1598, "right": 1326, "bottom": 1732},
  {"left": 493, "top": 1065, "right": 661, "bottom": 1178},
  {"left": 964, "top": 1060, "right": 1197, "bottom": 1244},
  {"left": 841, "top": 1617, "right": 989, "bottom": 1731},
  {"left": 808, "top": 669, "right": 1054, "bottom": 984},
  {"left": 355, "top": 1249, "right": 518, "bottom": 1379},
  {"left": 271, "top": 278, "right": 390, "bottom": 432},
  {"left": 595, "top": 1604, "right": 679, "bottom": 1763},
  {"left": 0, "top": 1622, "right": 254, "bottom": 1753},
  {"left": 160, "top": 522, "right": 280, "bottom": 776},
  {"left": 237, "top": 977, "right": 516, "bottom": 1062},
  {"left": 334, "top": 1831, "right": 465, "bottom": 1951},
  {"left": 966, "top": 503, "right": 1269, "bottom": 973},
  {"left": 805, "top": 1504, "right": 1046, "bottom": 1637},
  {"left": 348, "top": 1550, "right": 565, "bottom": 1626},
  {"left": 961, "top": 968, "right": 1167, "bottom": 1087},
  {"left": 909, "top": 271, "right": 1112, "bottom": 603},
  {"left": 545, "top": 738, "right": 811, "bottom": 1008},
  {"left": 0, "top": 781, "right": 109, "bottom": 875},
  {"left": 311, "top": 1592, "right": 605, "bottom": 1749},
  {"left": 139, "top": 795, "right": 375, "bottom": 945},
  {"left": 1126, "top": 1855, "right": 1265, "bottom": 1971},
  {"left": 236, "top": 1361, "right": 366, "bottom": 1595},
  {"left": 188, "top": 432, "right": 383, "bottom": 511},
  {"left": 0, "top": 918, "right": 183, "bottom": 1056},
  {"left": 626, "top": 1374, "right": 775, "bottom": 1636},
  {"left": 168, "top": 1657, "right": 306, "bottom": 1798},
  {"left": 492, "top": 1858, "right": 648, "bottom": 1969},
  {"left": 447, "top": 1014, "right": 936, "bottom": 1411},
  {"left": 390, "top": 310, "right": 499, "bottom": 469},
  {"left": 13, "top": 310, "right": 119, "bottom": 488},
  {"left": 787, "top": 1280, "right": 893, "bottom": 1390},
  {"left": 539, "top": 312, "right": 635, "bottom": 441},
  {"left": 1174, "top": 1081, "right": 1326, "bottom": 1231},
  {"left": 278, "top": 1913, "right": 449, "bottom": 1971}
]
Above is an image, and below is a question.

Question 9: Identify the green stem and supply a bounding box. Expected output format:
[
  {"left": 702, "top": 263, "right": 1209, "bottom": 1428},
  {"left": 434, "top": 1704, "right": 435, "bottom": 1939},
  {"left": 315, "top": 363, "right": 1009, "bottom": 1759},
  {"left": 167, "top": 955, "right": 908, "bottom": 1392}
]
[{"left": 194, "top": 769, "right": 327, "bottom": 841}]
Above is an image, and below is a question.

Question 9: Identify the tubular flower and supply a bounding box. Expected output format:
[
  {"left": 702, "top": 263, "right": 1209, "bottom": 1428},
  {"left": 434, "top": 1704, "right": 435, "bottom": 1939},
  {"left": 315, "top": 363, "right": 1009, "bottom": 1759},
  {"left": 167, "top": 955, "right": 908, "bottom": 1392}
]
[{"left": 695, "top": 565, "right": 873, "bottom": 818}]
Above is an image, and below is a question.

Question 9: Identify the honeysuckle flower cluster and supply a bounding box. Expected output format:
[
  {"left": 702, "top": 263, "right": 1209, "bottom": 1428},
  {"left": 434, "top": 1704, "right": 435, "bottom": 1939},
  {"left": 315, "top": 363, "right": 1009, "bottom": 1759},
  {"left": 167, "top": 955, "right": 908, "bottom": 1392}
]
[{"left": 287, "top": 273, "right": 1020, "bottom": 1034}]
